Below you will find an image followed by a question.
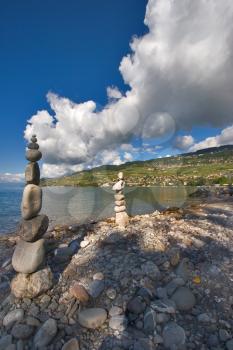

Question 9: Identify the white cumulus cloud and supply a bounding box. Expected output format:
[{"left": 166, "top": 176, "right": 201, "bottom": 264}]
[
  {"left": 25, "top": 0, "right": 233, "bottom": 176},
  {"left": 190, "top": 125, "right": 233, "bottom": 152}
]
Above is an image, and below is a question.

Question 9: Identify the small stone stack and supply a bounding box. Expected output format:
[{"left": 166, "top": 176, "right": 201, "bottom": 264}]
[
  {"left": 112, "top": 171, "right": 129, "bottom": 228},
  {"left": 11, "top": 135, "right": 53, "bottom": 298}
]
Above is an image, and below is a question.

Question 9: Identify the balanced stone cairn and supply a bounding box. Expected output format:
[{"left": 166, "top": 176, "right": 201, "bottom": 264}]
[
  {"left": 112, "top": 171, "right": 129, "bottom": 228},
  {"left": 11, "top": 135, "right": 53, "bottom": 298}
]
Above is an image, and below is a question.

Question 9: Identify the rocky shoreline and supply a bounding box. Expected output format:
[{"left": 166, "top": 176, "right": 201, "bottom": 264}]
[{"left": 0, "top": 197, "right": 233, "bottom": 349}]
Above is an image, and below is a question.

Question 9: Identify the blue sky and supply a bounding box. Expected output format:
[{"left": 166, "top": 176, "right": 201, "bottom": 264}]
[
  {"left": 0, "top": 0, "right": 146, "bottom": 173},
  {"left": 1, "top": 0, "right": 233, "bottom": 180}
]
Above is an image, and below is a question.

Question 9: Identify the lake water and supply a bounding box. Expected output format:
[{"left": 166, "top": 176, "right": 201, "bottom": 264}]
[{"left": 0, "top": 183, "right": 197, "bottom": 234}]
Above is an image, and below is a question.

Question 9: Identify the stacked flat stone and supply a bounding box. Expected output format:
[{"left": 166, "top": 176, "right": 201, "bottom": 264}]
[
  {"left": 112, "top": 172, "right": 129, "bottom": 228},
  {"left": 11, "top": 135, "right": 53, "bottom": 298}
]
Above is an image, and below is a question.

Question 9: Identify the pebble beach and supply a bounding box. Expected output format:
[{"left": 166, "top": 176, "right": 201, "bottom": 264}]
[{"left": 0, "top": 196, "right": 233, "bottom": 349}]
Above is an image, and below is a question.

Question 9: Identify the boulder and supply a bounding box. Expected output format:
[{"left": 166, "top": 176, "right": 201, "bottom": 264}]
[
  {"left": 25, "top": 162, "right": 40, "bottom": 185},
  {"left": 33, "top": 318, "right": 57, "bottom": 348},
  {"left": 78, "top": 308, "right": 107, "bottom": 329},
  {"left": 11, "top": 267, "right": 53, "bottom": 298},
  {"left": 21, "top": 184, "right": 42, "bottom": 220},
  {"left": 19, "top": 215, "right": 49, "bottom": 242},
  {"left": 12, "top": 239, "right": 45, "bottom": 273}
]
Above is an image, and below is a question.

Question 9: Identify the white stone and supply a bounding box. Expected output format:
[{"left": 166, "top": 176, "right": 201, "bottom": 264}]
[
  {"left": 114, "top": 205, "right": 126, "bottom": 213},
  {"left": 3, "top": 309, "right": 24, "bottom": 327},
  {"left": 112, "top": 180, "right": 125, "bottom": 191},
  {"left": 78, "top": 308, "right": 107, "bottom": 329}
]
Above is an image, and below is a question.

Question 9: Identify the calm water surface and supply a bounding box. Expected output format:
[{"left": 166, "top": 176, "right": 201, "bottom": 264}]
[{"left": 0, "top": 184, "right": 198, "bottom": 234}]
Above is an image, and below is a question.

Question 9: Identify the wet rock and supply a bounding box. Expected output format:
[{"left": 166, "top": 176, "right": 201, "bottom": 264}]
[
  {"left": 21, "top": 184, "right": 42, "bottom": 220},
  {"left": 11, "top": 324, "right": 34, "bottom": 339},
  {"left": 69, "top": 282, "right": 89, "bottom": 303},
  {"left": 11, "top": 267, "right": 53, "bottom": 298},
  {"left": 3, "top": 309, "right": 24, "bottom": 327},
  {"left": 19, "top": 215, "right": 49, "bottom": 242},
  {"left": 127, "top": 296, "right": 146, "bottom": 314},
  {"left": 25, "top": 162, "right": 40, "bottom": 185},
  {"left": 62, "top": 338, "right": 80, "bottom": 350},
  {"left": 171, "top": 286, "right": 196, "bottom": 311},
  {"left": 12, "top": 239, "right": 45, "bottom": 273},
  {"left": 109, "top": 315, "right": 128, "bottom": 331},
  {"left": 162, "top": 322, "right": 186, "bottom": 349},
  {"left": 33, "top": 318, "right": 57, "bottom": 348},
  {"left": 78, "top": 308, "right": 107, "bottom": 329}
]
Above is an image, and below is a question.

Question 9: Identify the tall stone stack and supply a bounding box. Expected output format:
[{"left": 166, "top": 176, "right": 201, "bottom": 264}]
[
  {"left": 11, "top": 135, "right": 53, "bottom": 299},
  {"left": 112, "top": 171, "right": 129, "bottom": 228}
]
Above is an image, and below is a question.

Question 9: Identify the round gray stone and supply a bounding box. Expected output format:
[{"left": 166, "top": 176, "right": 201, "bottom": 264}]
[
  {"left": 27, "top": 142, "right": 39, "bottom": 150},
  {"left": 162, "top": 322, "right": 186, "bottom": 349},
  {"left": 12, "top": 239, "right": 45, "bottom": 274},
  {"left": 11, "top": 324, "right": 34, "bottom": 339},
  {"left": 171, "top": 287, "right": 196, "bottom": 311},
  {"left": 78, "top": 308, "right": 107, "bottom": 329},
  {"left": 26, "top": 149, "right": 42, "bottom": 162}
]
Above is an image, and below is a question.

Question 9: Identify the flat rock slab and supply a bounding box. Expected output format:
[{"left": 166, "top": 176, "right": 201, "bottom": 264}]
[
  {"left": 21, "top": 184, "right": 42, "bottom": 220},
  {"left": 12, "top": 239, "right": 45, "bottom": 274},
  {"left": 19, "top": 214, "right": 49, "bottom": 242},
  {"left": 78, "top": 308, "right": 107, "bottom": 329},
  {"left": 11, "top": 267, "right": 53, "bottom": 298}
]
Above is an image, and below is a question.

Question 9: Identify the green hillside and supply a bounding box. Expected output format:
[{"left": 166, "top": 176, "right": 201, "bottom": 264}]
[{"left": 41, "top": 145, "right": 233, "bottom": 187}]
